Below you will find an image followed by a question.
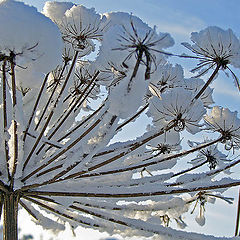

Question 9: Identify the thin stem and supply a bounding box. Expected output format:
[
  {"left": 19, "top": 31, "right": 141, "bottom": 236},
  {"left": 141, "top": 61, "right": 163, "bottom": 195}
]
[
  {"left": 23, "top": 196, "right": 102, "bottom": 229},
  {"left": 22, "top": 52, "right": 79, "bottom": 171},
  {"left": 172, "top": 156, "right": 240, "bottom": 188},
  {"left": 74, "top": 137, "right": 222, "bottom": 180},
  {"left": 44, "top": 115, "right": 118, "bottom": 183},
  {"left": 19, "top": 200, "right": 38, "bottom": 221},
  {"left": 34, "top": 62, "right": 68, "bottom": 131},
  {"left": 235, "top": 189, "right": 240, "bottom": 236},
  {"left": 21, "top": 121, "right": 177, "bottom": 191},
  {"left": 25, "top": 132, "right": 62, "bottom": 149},
  {"left": 23, "top": 73, "right": 49, "bottom": 142},
  {"left": 22, "top": 121, "right": 174, "bottom": 191},
  {"left": 10, "top": 59, "right": 18, "bottom": 189},
  {"left": 57, "top": 103, "right": 105, "bottom": 142},
  {"left": 172, "top": 160, "right": 208, "bottom": 178},
  {"left": 35, "top": 52, "right": 78, "bottom": 131},
  {"left": 70, "top": 204, "right": 130, "bottom": 227},
  {"left": 116, "top": 104, "right": 148, "bottom": 131},
  {"left": 43, "top": 103, "right": 105, "bottom": 155},
  {"left": 25, "top": 180, "right": 240, "bottom": 198},
  {"left": 2, "top": 60, "right": 10, "bottom": 180},
  {"left": 36, "top": 71, "right": 99, "bottom": 155},
  {"left": 22, "top": 111, "right": 54, "bottom": 171},
  {"left": 193, "top": 64, "right": 220, "bottom": 100},
  {"left": 21, "top": 118, "right": 102, "bottom": 182}
]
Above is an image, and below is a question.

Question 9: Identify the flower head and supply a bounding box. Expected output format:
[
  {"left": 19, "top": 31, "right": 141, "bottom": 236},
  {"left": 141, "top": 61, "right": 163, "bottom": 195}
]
[
  {"left": 147, "top": 88, "right": 206, "bottom": 134},
  {"left": 188, "top": 140, "right": 229, "bottom": 170},
  {"left": 204, "top": 106, "right": 240, "bottom": 150},
  {"left": 149, "top": 63, "right": 184, "bottom": 95},
  {"left": 99, "top": 13, "right": 174, "bottom": 79},
  {"left": 50, "top": 4, "right": 107, "bottom": 53},
  {"left": 0, "top": 0, "right": 62, "bottom": 88},
  {"left": 71, "top": 61, "right": 100, "bottom": 100},
  {"left": 182, "top": 26, "right": 240, "bottom": 90}
]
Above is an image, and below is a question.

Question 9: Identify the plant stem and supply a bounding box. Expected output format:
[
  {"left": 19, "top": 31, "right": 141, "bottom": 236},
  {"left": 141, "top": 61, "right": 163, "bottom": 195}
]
[
  {"left": 3, "top": 193, "right": 19, "bottom": 240},
  {"left": 2, "top": 60, "right": 10, "bottom": 180},
  {"left": 25, "top": 180, "right": 240, "bottom": 198},
  {"left": 10, "top": 59, "right": 18, "bottom": 189},
  {"left": 193, "top": 64, "right": 220, "bottom": 100},
  {"left": 23, "top": 73, "right": 49, "bottom": 142},
  {"left": 116, "top": 104, "right": 148, "bottom": 131},
  {"left": 235, "top": 189, "right": 240, "bottom": 236}
]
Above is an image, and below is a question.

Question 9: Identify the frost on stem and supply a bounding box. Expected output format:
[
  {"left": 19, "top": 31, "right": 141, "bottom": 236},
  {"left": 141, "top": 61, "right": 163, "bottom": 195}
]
[{"left": 0, "top": 1, "right": 239, "bottom": 240}]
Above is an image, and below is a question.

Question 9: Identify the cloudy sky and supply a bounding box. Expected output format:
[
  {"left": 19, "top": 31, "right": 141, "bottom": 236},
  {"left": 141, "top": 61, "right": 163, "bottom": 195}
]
[{"left": 18, "top": 0, "right": 240, "bottom": 239}]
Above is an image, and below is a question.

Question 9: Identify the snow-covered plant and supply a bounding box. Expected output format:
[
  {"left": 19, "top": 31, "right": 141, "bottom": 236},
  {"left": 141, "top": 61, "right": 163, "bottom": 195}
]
[{"left": 0, "top": 1, "right": 239, "bottom": 240}]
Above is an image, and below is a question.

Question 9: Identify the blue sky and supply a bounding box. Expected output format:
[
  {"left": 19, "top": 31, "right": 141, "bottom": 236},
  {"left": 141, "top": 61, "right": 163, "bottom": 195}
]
[{"left": 18, "top": 0, "right": 240, "bottom": 239}]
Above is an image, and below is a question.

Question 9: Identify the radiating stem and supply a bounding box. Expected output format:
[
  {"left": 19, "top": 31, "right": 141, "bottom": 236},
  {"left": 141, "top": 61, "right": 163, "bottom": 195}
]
[
  {"left": 193, "top": 64, "right": 220, "bottom": 101},
  {"left": 25, "top": 180, "right": 240, "bottom": 198},
  {"left": 21, "top": 118, "right": 102, "bottom": 182},
  {"left": 23, "top": 111, "right": 54, "bottom": 171},
  {"left": 23, "top": 196, "right": 102, "bottom": 229},
  {"left": 43, "top": 103, "right": 105, "bottom": 155},
  {"left": 172, "top": 160, "right": 208, "bottom": 178},
  {"left": 34, "top": 62, "right": 68, "bottom": 131},
  {"left": 72, "top": 135, "right": 222, "bottom": 180},
  {"left": 2, "top": 60, "right": 10, "bottom": 180},
  {"left": 116, "top": 104, "right": 148, "bottom": 131},
  {"left": 36, "top": 71, "right": 99, "bottom": 155},
  {"left": 22, "top": 52, "right": 79, "bottom": 171},
  {"left": 10, "top": 58, "right": 18, "bottom": 189},
  {"left": 23, "top": 73, "right": 49, "bottom": 142},
  {"left": 19, "top": 200, "right": 38, "bottom": 221}
]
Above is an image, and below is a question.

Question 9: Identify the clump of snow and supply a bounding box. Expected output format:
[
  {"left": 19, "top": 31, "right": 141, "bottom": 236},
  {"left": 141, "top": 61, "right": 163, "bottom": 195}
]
[
  {"left": 107, "top": 66, "right": 148, "bottom": 119},
  {"left": 0, "top": 0, "right": 63, "bottom": 88},
  {"left": 42, "top": 1, "right": 75, "bottom": 22},
  {"left": 195, "top": 214, "right": 205, "bottom": 226}
]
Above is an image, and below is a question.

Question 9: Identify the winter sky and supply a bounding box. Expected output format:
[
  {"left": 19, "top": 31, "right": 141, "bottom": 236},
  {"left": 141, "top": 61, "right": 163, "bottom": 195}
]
[{"left": 18, "top": 0, "right": 240, "bottom": 239}]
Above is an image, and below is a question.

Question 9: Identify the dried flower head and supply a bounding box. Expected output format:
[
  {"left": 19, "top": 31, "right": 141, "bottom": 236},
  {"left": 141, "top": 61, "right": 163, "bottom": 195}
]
[
  {"left": 99, "top": 13, "right": 174, "bottom": 79},
  {"left": 58, "top": 5, "right": 106, "bottom": 52},
  {"left": 147, "top": 88, "right": 206, "bottom": 134},
  {"left": 182, "top": 26, "right": 240, "bottom": 90},
  {"left": 188, "top": 140, "right": 229, "bottom": 170},
  {"left": 204, "top": 106, "right": 240, "bottom": 150}
]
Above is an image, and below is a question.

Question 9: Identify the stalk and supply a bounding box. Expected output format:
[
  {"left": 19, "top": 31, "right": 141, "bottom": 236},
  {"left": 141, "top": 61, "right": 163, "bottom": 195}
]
[
  {"left": 235, "top": 189, "right": 240, "bottom": 236},
  {"left": 3, "top": 193, "right": 19, "bottom": 240},
  {"left": 2, "top": 60, "right": 10, "bottom": 180},
  {"left": 9, "top": 58, "right": 18, "bottom": 189},
  {"left": 193, "top": 64, "right": 220, "bottom": 100}
]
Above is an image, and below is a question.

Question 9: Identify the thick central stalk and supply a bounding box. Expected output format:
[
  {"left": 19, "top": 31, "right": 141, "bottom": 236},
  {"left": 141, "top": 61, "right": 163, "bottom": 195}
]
[{"left": 3, "top": 193, "right": 19, "bottom": 240}]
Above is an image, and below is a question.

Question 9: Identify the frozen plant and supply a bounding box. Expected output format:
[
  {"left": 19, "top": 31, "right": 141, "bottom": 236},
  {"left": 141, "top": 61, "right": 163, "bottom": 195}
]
[{"left": 0, "top": 1, "right": 240, "bottom": 240}]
